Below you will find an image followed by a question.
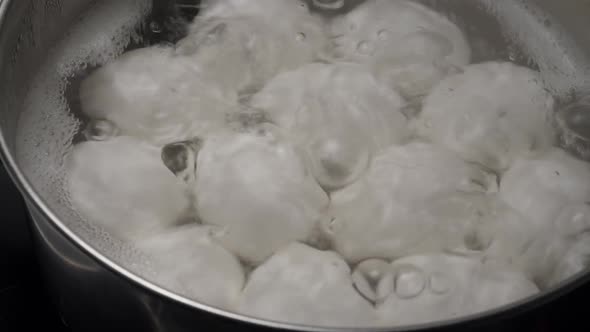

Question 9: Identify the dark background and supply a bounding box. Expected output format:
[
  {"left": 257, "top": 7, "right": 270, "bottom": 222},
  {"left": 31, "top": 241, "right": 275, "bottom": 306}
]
[
  {"left": 1, "top": 160, "right": 590, "bottom": 332},
  {"left": 0, "top": 163, "right": 67, "bottom": 331}
]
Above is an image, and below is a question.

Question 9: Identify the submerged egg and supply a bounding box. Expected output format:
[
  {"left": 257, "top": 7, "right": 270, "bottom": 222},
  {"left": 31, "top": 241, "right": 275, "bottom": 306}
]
[
  {"left": 330, "top": 0, "right": 470, "bottom": 98},
  {"left": 136, "top": 224, "right": 245, "bottom": 309},
  {"left": 531, "top": 204, "right": 590, "bottom": 287},
  {"left": 550, "top": 232, "right": 590, "bottom": 286},
  {"left": 327, "top": 143, "right": 498, "bottom": 262},
  {"left": 250, "top": 63, "right": 407, "bottom": 189},
  {"left": 67, "top": 136, "right": 190, "bottom": 241},
  {"left": 194, "top": 125, "right": 329, "bottom": 264},
  {"left": 500, "top": 148, "right": 590, "bottom": 228},
  {"left": 376, "top": 254, "right": 538, "bottom": 326},
  {"left": 330, "top": 0, "right": 470, "bottom": 65},
  {"left": 238, "top": 243, "right": 376, "bottom": 327},
  {"left": 418, "top": 62, "right": 555, "bottom": 172},
  {"left": 79, "top": 47, "right": 232, "bottom": 145},
  {"left": 180, "top": 1, "right": 329, "bottom": 93}
]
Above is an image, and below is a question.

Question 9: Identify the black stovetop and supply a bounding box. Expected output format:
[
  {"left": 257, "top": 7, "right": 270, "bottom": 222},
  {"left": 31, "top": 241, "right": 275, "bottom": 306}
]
[
  {"left": 1, "top": 160, "right": 589, "bottom": 332},
  {"left": 0, "top": 162, "right": 68, "bottom": 331}
]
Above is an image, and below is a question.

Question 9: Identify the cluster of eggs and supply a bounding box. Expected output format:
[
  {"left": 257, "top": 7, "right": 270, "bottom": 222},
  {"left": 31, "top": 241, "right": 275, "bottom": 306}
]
[{"left": 65, "top": 0, "right": 590, "bottom": 327}]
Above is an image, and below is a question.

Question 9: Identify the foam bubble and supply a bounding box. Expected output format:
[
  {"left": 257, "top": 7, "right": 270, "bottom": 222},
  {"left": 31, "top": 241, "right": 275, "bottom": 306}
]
[{"left": 16, "top": 0, "right": 152, "bottom": 271}]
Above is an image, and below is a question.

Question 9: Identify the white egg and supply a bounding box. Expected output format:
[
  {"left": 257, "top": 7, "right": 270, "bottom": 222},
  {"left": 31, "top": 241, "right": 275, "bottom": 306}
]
[
  {"left": 327, "top": 143, "right": 498, "bottom": 262},
  {"left": 438, "top": 195, "right": 555, "bottom": 283},
  {"left": 136, "top": 224, "right": 245, "bottom": 309},
  {"left": 514, "top": 233, "right": 572, "bottom": 288},
  {"left": 250, "top": 63, "right": 408, "bottom": 190},
  {"left": 478, "top": 202, "right": 590, "bottom": 287},
  {"left": 80, "top": 47, "right": 232, "bottom": 146},
  {"left": 330, "top": 0, "right": 471, "bottom": 98},
  {"left": 355, "top": 142, "right": 498, "bottom": 205},
  {"left": 495, "top": 151, "right": 590, "bottom": 286},
  {"left": 417, "top": 62, "right": 555, "bottom": 172},
  {"left": 238, "top": 242, "right": 376, "bottom": 327},
  {"left": 376, "top": 254, "right": 538, "bottom": 326},
  {"left": 351, "top": 258, "right": 394, "bottom": 304},
  {"left": 500, "top": 148, "right": 590, "bottom": 228},
  {"left": 251, "top": 63, "right": 407, "bottom": 149},
  {"left": 178, "top": 3, "right": 328, "bottom": 93},
  {"left": 176, "top": 19, "right": 258, "bottom": 94},
  {"left": 194, "top": 125, "right": 329, "bottom": 264},
  {"left": 66, "top": 137, "right": 190, "bottom": 241}
]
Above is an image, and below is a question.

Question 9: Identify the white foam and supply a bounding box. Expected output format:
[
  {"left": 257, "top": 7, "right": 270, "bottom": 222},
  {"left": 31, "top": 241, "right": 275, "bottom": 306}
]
[{"left": 16, "top": 0, "right": 152, "bottom": 269}]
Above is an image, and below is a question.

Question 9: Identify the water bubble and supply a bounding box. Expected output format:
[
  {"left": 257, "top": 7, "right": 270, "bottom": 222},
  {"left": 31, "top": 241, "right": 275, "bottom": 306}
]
[
  {"left": 149, "top": 21, "right": 162, "bottom": 34},
  {"left": 84, "top": 119, "right": 119, "bottom": 142},
  {"left": 161, "top": 138, "right": 202, "bottom": 183},
  {"left": 357, "top": 40, "right": 375, "bottom": 56},
  {"left": 296, "top": 32, "right": 306, "bottom": 42},
  {"left": 352, "top": 259, "right": 393, "bottom": 303},
  {"left": 312, "top": 0, "right": 345, "bottom": 10},
  {"left": 393, "top": 264, "right": 426, "bottom": 299}
]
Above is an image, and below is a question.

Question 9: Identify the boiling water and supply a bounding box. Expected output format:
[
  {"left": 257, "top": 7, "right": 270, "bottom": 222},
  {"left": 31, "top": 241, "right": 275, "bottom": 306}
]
[
  {"left": 15, "top": 0, "right": 590, "bottom": 327},
  {"left": 61, "top": 1, "right": 557, "bottom": 144}
]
